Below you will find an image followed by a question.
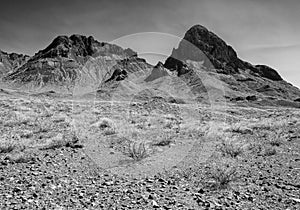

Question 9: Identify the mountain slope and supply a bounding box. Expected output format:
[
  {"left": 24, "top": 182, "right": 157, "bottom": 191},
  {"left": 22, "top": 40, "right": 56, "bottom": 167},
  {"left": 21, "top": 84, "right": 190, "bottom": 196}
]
[
  {"left": 164, "top": 25, "right": 300, "bottom": 105},
  {"left": 0, "top": 50, "right": 29, "bottom": 77},
  {"left": 1, "top": 25, "right": 300, "bottom": 107},
  {"left": 3, "top": 35, "right": 138, "bottom": 92}
]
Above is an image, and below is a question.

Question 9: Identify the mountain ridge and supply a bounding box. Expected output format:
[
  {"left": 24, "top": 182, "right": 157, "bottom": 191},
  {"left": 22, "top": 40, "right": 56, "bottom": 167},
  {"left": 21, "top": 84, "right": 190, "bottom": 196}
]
[{"left": 1, "top": 25, "right": 300, "bottom": 107}]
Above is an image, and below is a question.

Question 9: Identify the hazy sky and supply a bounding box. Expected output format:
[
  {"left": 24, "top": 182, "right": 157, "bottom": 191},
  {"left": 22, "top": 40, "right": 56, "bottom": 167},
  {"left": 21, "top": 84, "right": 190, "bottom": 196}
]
[{"left": 0, "top": 0, "right": 299, "bottom": 87}]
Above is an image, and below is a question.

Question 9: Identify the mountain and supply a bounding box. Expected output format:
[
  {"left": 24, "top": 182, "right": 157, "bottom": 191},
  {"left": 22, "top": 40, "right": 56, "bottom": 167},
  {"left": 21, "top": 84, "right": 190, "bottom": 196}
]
[
  {"left": 165, "top": 25, "right": 282, "bottom": 81},
  {"left": 0, "top": 50, "right": 29, "bottom": 77},
  {"left": 145, "top": 62, "right": 169, "bottom": 82},
  {"left": 164, "top": 25, "right": 300, "bottom": 106},
  {"left": 1, "top": 25, "right": 300, "bottom": 107},
  {"left": 2, "top": 35, "right": 138, "bottom": 92}
]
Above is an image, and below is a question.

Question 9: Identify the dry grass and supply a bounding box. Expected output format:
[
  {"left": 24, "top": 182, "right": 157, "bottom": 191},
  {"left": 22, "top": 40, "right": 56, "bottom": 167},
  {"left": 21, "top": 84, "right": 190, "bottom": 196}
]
[
  {"left": 206, "top": 159, "right": 238, "bottom": 189},
  {"left": 125, "top": 142, "right": 148, "bottom": 161},
  {"left": 0, "top": 141, "right": 16, "bottom": 154},
  {"left": 267, "top": 130, "right": 284, "bottom": 147},
  {"left": 39, "top": 130, "right": 82, "bottom": 150},
  {"left": 263, "top": 146, "right": 277, "bottom": 156},
  {"left": 217, "top": 138, "right": 244, "bottom": 158},
  {"left": 103, "top": 128, "right": 116, "bottom": 136},
  {"left": 152, "top": 132, "right": 174, "bottom": 147},
  {"left": 5, "top": 152, "right": 36, "bottom": 164}
]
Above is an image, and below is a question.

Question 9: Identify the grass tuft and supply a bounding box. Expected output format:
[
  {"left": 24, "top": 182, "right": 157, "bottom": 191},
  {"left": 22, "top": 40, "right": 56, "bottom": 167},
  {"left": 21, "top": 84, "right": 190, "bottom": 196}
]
[
  {"left": 207, "top": 159, "right": 238, "bottom": 189},
  {"left": 217, "top": 139, "right": 244, "bottom": 158},
  {"left": 125, "top": 142, "right": 148, "bottom": 161}
]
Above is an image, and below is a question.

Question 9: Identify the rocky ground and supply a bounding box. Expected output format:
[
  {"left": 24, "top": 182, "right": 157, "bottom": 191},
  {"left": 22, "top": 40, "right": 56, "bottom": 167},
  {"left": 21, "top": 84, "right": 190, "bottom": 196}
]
[{"left": 0, "top": 92, "right": 299, "bottom": 209}]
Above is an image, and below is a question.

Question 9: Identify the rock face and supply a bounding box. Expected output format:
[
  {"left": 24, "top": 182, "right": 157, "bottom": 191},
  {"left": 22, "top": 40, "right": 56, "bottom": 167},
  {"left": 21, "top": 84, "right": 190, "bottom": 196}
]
[
  {"left": 1, "top": 25, "right": 300, "bottom": 107},
  {"left": 253, "top": 65, "right": 282, "bottom": 81},
  {"left": 164, "top": 25, "right": 283, "bottom": 81},
  {"left": 0, "top": 50, "right": 29, "bottom": 76},
  {"left": 164, "top": 24, "right": 300, "bottom": 104},
  {"left": 105, "top": 68, "right": 128, "bottom": 82},
  {"left": 165, "top": 25, "right": 244, "bottom": 74},
  {"left": 3, "top": 35, "right": 138, "bottom": 90},
  {"left": 145, "top": 62, "right": 169, "bottom": 82},
  {"left": 31, "top": 35, "right": 137, "bottom": 61}
]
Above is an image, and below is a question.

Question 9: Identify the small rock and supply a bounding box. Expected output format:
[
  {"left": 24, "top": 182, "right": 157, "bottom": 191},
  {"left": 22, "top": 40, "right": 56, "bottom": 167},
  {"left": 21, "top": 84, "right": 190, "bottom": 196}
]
[
  {"left": 152, "top": 200, "right": 160, "bottom": 208},
  {"left": 290, "top": 198, "right": 300, "bottom": 203},
  {"left": 103, "top": 181, "right": 114, "bottom": 186}
]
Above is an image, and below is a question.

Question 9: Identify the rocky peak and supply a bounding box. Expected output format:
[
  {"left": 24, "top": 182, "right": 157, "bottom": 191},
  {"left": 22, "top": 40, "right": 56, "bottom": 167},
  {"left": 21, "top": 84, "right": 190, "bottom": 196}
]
[
  {"left": 0, "top": 50, "right": 29, "bottom": 74},
  {"left": 154, "top": 61, "right": 164, "bottom": 68},
  {"left": 253, "top": 65, "right": 282, "bottom": 81},
  {"left": 164, "top": 24, "right": 283, "bottom": 81},
  {"left": 31, "top": 34, "right": 137, "bottom": 61},
  {"left": 183, "top": 25, "right": 242, "bottom": 70},
  {"left": 145, "top": 61, "right": 169, "bottom": 82}
]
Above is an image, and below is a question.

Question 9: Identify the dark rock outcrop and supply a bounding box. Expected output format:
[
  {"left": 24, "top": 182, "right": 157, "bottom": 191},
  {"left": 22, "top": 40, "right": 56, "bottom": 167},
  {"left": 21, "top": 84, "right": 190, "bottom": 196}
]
[
  {"left": 253, "top": 65, "right": 282, "bottom": 81},
  {"left": 0, "top": 50, "right": 29, "bottom": 76},
  {"left": 246, "top": 95, "right": 257, "bottom": 101},
  {"left": 105, "top": 68, "right": 128, "bottom": 82},
  {"left": 31, "top": 34, "right": 137, "bottom": 62}
]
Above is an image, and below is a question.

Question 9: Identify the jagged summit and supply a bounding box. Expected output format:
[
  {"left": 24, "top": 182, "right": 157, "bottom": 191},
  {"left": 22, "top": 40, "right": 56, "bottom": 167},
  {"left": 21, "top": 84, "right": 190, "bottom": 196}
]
[
  {"left": 1, "top": 25, "right": 300, "bottom": 107},
  {"left": 154, "top": 61, "right": 164, "bottom": 68},
  {"left": 163, "top": 24, "right": 300, "bottom": 105},
  {"left": 2, "top": 35, "right": 140, "bottom": 90},
  {"left": 0, "top": 50, "right": 29, "bottom": 76},
  {"left": 31, "top": 34, "right": 137, "bottom": 61},
  {"left": 183, "top": 24, "right": 243, "bottom": 71},
  {"left": 165, "top": 24, "right": 282, "bottom": 81},
  {"left": 145, "top": 61, "right": 169, "bottom": 82}
]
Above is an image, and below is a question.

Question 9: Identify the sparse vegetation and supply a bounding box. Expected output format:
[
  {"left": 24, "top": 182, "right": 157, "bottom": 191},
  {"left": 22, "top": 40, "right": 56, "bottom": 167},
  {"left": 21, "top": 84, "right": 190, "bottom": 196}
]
[
  {"left": 34, "top": 118, "right": 50, "bottom": 134},
  {"left": 103, "top": 128, "right": 116, "bottom": 136},
  {"left": 267, "top": 130, "right": 284, "bottom": 146},
  {"left": 0, "top": 140, "right": 16, "bottom": 154},
  {"left": 98, "top": 118, "right": 113, "bottom": 129},
  {"left": 125, "top": 142, "right": 148, "bottom": 161},
  {"left": 153, "top": 138, "right": 173, "bottom": 147},
  {"left": 207, "top": 159, "right": 238, "bottom": 189},
  {"left": 6, "top": 152, "right": 36, "bottom": 164},
  {"left": 263, "top": 146, "right": 277, "bottom": 156},
  {"left": 40, "top": 131, "right": 82, "bottom": 150},
  {"left": 217, "top": 138, "right": 244, "bottom": 158},
  {"left": 152, "top": 133, "right": 174, "bottom": 147}
]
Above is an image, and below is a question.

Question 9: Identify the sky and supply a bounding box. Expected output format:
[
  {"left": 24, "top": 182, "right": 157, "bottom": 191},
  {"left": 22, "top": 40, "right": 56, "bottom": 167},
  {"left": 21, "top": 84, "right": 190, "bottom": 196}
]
[{"left": 0, "top": 0, "right": 299, "bottom": 87}]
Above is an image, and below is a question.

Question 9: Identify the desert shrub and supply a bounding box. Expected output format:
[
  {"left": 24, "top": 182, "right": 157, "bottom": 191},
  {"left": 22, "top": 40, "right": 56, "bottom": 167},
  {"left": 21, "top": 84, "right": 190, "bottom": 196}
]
[
  {"left": 6, "top": 152, "right": 35, "bottom": 164},
  {"left": 125, "top": 142, "right": 148, "bottom": 161},
  {"left": 65, "top": 130, "right": 83, "bottom": 148},
  {"left": 267, "top": 130, "right": 284, "bottom": 146},
  {"left": 268, "top": 138, "right": 282, "bottom": 147},
  {"left": 40, "top": 137, "right": 66, "bottom": 150},
  {"left": 98, "top": 118, "right": 113, "bottom": 129},
  {"left": 263, "top": 146, "right": 276, "bottom": 156},
  {"left": 217, "top": 139, "right": 244, "bottom": 158},
  {"left": 206, "top": 159, "right": 238, "bottom": 189},
  {"left": 152, "top": 132, "right": 174, "bottom": 147},
  {"left": 20, "top": 130, "right": 34, "bottom": 139},
  {"left": 103, "top": 128, "right": 116, "bottom": 136},
  {"left": 34, "top": 118, "right": 50, "bottom": 134},
  {"left": 153, "top": 138, "right": 173, "bottom": 147},
  {"left": 40, "top": 131, "right": 82, "bottom": 150},
  {"left": 226, "top": 125, "right": 253, "bottom": 135},
  {"left": 0, "top": 141, "right": 16, "bottom": 154}
]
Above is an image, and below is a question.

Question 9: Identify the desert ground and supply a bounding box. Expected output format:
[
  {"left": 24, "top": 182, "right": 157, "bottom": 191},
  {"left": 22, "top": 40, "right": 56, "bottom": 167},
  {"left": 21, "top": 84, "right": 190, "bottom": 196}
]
[{"left": 0, "top": 89, "right": 299, "bottom": 209}]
